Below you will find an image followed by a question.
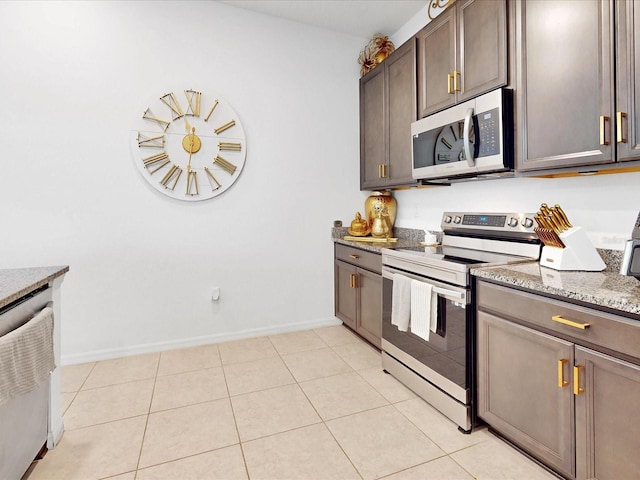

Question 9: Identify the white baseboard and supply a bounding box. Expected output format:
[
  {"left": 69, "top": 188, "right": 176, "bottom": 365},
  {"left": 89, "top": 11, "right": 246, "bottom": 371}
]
[{"left": 61, "top": 316, "right": 342, "bottom": 365}]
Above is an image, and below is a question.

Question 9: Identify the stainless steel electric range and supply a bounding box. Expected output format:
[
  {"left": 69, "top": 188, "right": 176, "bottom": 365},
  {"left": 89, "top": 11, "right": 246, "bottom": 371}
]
[{"left": 381, "top": 212, "right": 542, "bottom": 432}]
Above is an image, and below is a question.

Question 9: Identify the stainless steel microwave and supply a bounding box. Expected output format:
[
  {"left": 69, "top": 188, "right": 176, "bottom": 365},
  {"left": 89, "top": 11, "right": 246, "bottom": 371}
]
[{"left": 411, "top": 88, "right": 513, "bottom": 182}]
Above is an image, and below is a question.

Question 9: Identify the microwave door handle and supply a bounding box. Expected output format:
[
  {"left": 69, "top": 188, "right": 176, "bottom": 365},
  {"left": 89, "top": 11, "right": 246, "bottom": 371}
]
[{"left": 463, "top": 107, "right": 475, "bottom": 167}]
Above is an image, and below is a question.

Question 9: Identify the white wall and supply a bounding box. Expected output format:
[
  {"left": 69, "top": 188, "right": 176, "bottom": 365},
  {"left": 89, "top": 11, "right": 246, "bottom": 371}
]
[
  {"left": 390, "top": 3, "right": 640, "bottom": 248},
  {"left": 0, "top": 1, "right": 368, "bottom": 364},
  {"left": 3, "top": 1, "right": 637, "bottom": 364}
]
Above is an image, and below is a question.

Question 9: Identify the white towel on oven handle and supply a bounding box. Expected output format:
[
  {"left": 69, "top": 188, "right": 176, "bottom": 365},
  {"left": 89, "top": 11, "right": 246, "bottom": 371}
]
[
  {"left": 391, "top": 273, "right": 411, "bottom": 331},
  {"left": 410, "top": 280, "right": 438, "bottom": 341}
]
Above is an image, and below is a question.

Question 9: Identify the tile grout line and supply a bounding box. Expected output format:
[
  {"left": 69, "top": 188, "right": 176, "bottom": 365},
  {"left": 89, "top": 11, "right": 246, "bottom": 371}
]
[
  {"left": 274, "top": 329, "right": 366, "bottom": 480},
  {"left": 218, "top": 342, "right": 252, "bottom": 480},
  {"left": 132, "top": 352, "right": 162, "bottom": 479}
]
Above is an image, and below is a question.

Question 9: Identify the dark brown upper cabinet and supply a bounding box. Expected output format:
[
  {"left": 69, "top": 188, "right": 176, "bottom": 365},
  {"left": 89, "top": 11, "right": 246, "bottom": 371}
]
[
  {"left": 416, "top": 0, "right": 508, "bottom": 118},
  {"left": 360, "top": 39, "right": 417, "bottom": 190},
  {"left": 516, "top": 0, "right": 640, "bottom": 174}
]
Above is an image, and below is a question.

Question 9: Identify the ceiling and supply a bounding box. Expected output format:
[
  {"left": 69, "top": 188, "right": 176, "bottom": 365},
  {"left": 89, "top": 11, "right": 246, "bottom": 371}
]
[{"left": 217, "top": 0, "right": 427, "bottom": 39}]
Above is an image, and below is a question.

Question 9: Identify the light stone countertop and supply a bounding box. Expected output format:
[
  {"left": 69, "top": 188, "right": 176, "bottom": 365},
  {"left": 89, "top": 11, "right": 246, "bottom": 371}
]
[
  {"left": 332, "top": 226, "right": 429, "bottom": 254},
  {"left": 0, "top": 266, "right": 69, "bottom": 310},
  {"left": 472, "top": 261, "right": 640, "bottom": 319}
]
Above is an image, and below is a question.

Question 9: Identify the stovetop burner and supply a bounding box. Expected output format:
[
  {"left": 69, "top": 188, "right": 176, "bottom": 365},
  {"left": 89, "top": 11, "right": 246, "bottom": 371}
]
[{"left": 382, "top": 211, "right": 542, "bottom": 287}]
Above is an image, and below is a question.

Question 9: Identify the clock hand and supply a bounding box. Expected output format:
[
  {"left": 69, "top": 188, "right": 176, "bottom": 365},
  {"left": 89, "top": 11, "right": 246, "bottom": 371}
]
[{"left": 187, "top": 127, "right": 195, "bottom": 172}]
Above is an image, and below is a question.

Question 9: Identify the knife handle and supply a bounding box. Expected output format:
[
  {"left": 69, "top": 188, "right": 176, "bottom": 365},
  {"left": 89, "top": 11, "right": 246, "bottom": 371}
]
[
  {"left": 554, "top": 204, "right": 573, "bottom": 228},
  {"left": 549, "top": 207, "right": 568, "bottom": 231},
  {"left": 534, "top": 213, "right": 549, "bottom": 229},
  {"left": 546, "top": 214, "right": 564, "bottom": 234}
]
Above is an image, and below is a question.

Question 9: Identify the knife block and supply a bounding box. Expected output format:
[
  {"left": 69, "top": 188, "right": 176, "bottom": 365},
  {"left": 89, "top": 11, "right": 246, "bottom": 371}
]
[{"left": 539, "top": 227, "right": 606, "bottom": 271}]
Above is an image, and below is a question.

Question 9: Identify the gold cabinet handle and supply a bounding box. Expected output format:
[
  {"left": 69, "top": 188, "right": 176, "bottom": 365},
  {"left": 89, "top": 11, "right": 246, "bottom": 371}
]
[
  {"left": 348, "top": 254, "right": 359, "bottom": 259},
  {"left": 573, "top": 365, "right": 585, "bottom": 395},
  {"left": 617, "top": 112, "right": 628, "bottom": 143},
  {"left": 378, "top": 164, "right": 383, "bottom": 179},
  {"left": 600, "top": 115, "right": 610, "bottom": 145},
  {"left": 447, "top": 73, "right": 454, "bottom": 94},
  {"left": 382, "top": 163, "right": 388, "bottom": 178},
  {"left": 453, "top": 70, "right": 461, "bottom": 92},
  {"left": 558, "top": 359, "right": 569, "bottom": 388},
  {"left": 551, "top": 315, "right": 591, "bottom": 330},
  {"left": 350, "top": 273, "right": 358, "bottom": 289}
]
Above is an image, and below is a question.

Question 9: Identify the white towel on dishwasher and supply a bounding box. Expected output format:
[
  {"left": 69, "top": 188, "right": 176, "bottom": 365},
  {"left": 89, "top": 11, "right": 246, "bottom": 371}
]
[
  {"left": 0, "top": 306, "right": 55, "bottom": 406},
  {"left": 410, "top": 280, "right": 438, "bottom": 341},
  {"left": 391, "top": 273, "right": 411, "bottom": 331}
]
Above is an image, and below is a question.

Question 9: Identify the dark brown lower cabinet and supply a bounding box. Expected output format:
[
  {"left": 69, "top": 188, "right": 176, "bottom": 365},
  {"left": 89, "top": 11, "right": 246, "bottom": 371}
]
[
  {"left": 477, "top": 311, "right": 575, "bottom": 478},
  {"left": 477, "top": 279, "right": 640, "bottom": 480},
  {"left": 575, "top": 347, "right": 640, "bottom": 480},
  {"left": 334, "top": 244, "right": 382, "bottom": 348}
]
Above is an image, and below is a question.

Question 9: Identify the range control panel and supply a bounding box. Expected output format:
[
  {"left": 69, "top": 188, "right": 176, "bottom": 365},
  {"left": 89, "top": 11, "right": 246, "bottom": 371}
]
[{"left": 441, "top": 212, "right": 537, "bottom": 238}]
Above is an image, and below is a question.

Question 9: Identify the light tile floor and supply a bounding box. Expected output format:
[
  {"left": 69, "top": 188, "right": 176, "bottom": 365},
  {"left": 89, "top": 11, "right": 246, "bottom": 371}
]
[{"left": 29, "top": 325, "right": 558, "bottom": 480}]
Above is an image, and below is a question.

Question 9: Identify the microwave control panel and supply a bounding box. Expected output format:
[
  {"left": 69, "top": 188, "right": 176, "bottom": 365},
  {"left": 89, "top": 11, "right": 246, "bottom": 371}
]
[{"left": 476, "top": 107, "right": 500, "bottom": 157}]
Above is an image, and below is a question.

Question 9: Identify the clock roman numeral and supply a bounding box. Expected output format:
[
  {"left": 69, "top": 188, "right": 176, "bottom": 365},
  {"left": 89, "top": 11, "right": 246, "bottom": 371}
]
[
  {"left": 142, "top": 109, "right": 170, "bottom": 132},
  {"left": 440, "top": 138, "right": 453, "bottom": 149},
  {"left": 186, "top": 171, "right": 199, "bottom": 196},
  {"left": 204, "top": 100, "right": 219, "bottom": 122},
  {"left": 160, "top": 164, "right": 183, "bottom": 190},
  {"left": 184, "top": 89, "right": 201, "bottom": 117},
  {"left": 137, "top": 132, "right": 165, "bottom": 148},
  {"left": 142, "top": 152, "right": 170, "bottom": 174},
  {"left": 204, "top": 167, "right": 222, "bottom": 190},
  {"left": 218, "top": 142, "right": 242, "bottom": 151},
  {"left": 160, "top": 92, "right": 184, "bottom": 120},
  {"left": 213, "top": 155, "right": 237, "bottom": 175},
  {"left": 214, "top": 120, "right": 236, "bottom": 134}
]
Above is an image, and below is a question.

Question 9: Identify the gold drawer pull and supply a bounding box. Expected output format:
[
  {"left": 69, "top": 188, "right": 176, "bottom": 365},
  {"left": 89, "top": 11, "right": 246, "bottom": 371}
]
[
  {"left": 447, "top": 73, "right": 454, "bottom": 94},
  {"left": 600, "top": 115, "right": 610, "bottom": 145},
  {"left": 558, "top": 359, "right": 569, "bottom": 388},
  {"left": 573, "top": 365, "right": 585, "bottom": 395},
  {"left": 453, "top": 70, "right": 461, "bottom": 92},
  {"left": 551, "top": 315, "right": 591, "bottom": 330},
  {"left": 617, "top": 111, "right": 628, "bottom": 143},
  {"left": 348, "top": 254, "right": 359, "bottom": 259}
]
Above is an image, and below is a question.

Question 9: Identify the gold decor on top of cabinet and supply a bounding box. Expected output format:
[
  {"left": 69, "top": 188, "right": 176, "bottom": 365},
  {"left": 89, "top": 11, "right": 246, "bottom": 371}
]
[
  {"left": 358, "top": 34, "right": 395, "bottom": 77},
  {"left": 416, "top": 0, "right": 507, "bottom": 118},
  {"left": 428, "top": 0, "right": 456, "bottom": 20}
]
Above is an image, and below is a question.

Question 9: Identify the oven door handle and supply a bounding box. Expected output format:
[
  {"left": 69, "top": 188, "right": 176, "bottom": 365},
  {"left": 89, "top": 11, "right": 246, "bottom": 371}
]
[
  {"left": 432, "top": 286, "right": 465, "bottom": 302},
  {"left": 382, "top": 268, "right": 467, "bottom": 302}
]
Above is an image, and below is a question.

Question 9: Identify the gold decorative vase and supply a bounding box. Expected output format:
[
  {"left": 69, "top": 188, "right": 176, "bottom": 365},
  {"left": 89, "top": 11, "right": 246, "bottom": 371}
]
[{"left": 365, "top": 190, "right": 397, "bottom": 238}]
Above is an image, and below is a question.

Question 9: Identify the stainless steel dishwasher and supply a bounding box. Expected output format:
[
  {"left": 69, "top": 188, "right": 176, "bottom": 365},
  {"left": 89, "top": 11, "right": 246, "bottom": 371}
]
[{"left": 0, "top": 285, "right": 53, "bottom": 480}]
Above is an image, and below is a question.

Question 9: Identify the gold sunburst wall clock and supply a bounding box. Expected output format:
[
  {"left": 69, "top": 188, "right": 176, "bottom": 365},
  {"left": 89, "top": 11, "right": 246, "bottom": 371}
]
[{"left": 131, "top": 89, "right": 247, "bottom": 201}]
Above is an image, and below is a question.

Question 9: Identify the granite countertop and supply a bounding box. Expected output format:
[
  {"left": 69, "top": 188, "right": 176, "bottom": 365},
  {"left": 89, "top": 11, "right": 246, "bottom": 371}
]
[
  {"left": 332, "top": 226, "right": 430, "bottom": 254},
  {"left": 0, "top": 266, "right": 69, "bottom": 310},
  {"left": 472, "top": 261, "right": 640, "bottom": 318}
]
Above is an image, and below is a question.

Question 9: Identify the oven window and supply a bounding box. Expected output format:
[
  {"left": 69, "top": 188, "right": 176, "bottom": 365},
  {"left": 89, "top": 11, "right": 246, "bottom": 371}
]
[{"left": 382, "top": 277, "right": 468, "bottom": 388}]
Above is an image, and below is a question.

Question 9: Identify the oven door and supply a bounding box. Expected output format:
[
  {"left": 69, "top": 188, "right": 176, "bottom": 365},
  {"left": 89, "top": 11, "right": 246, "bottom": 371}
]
[{"left": 381, "top": 266, "right": 471, "bottom": 404}]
